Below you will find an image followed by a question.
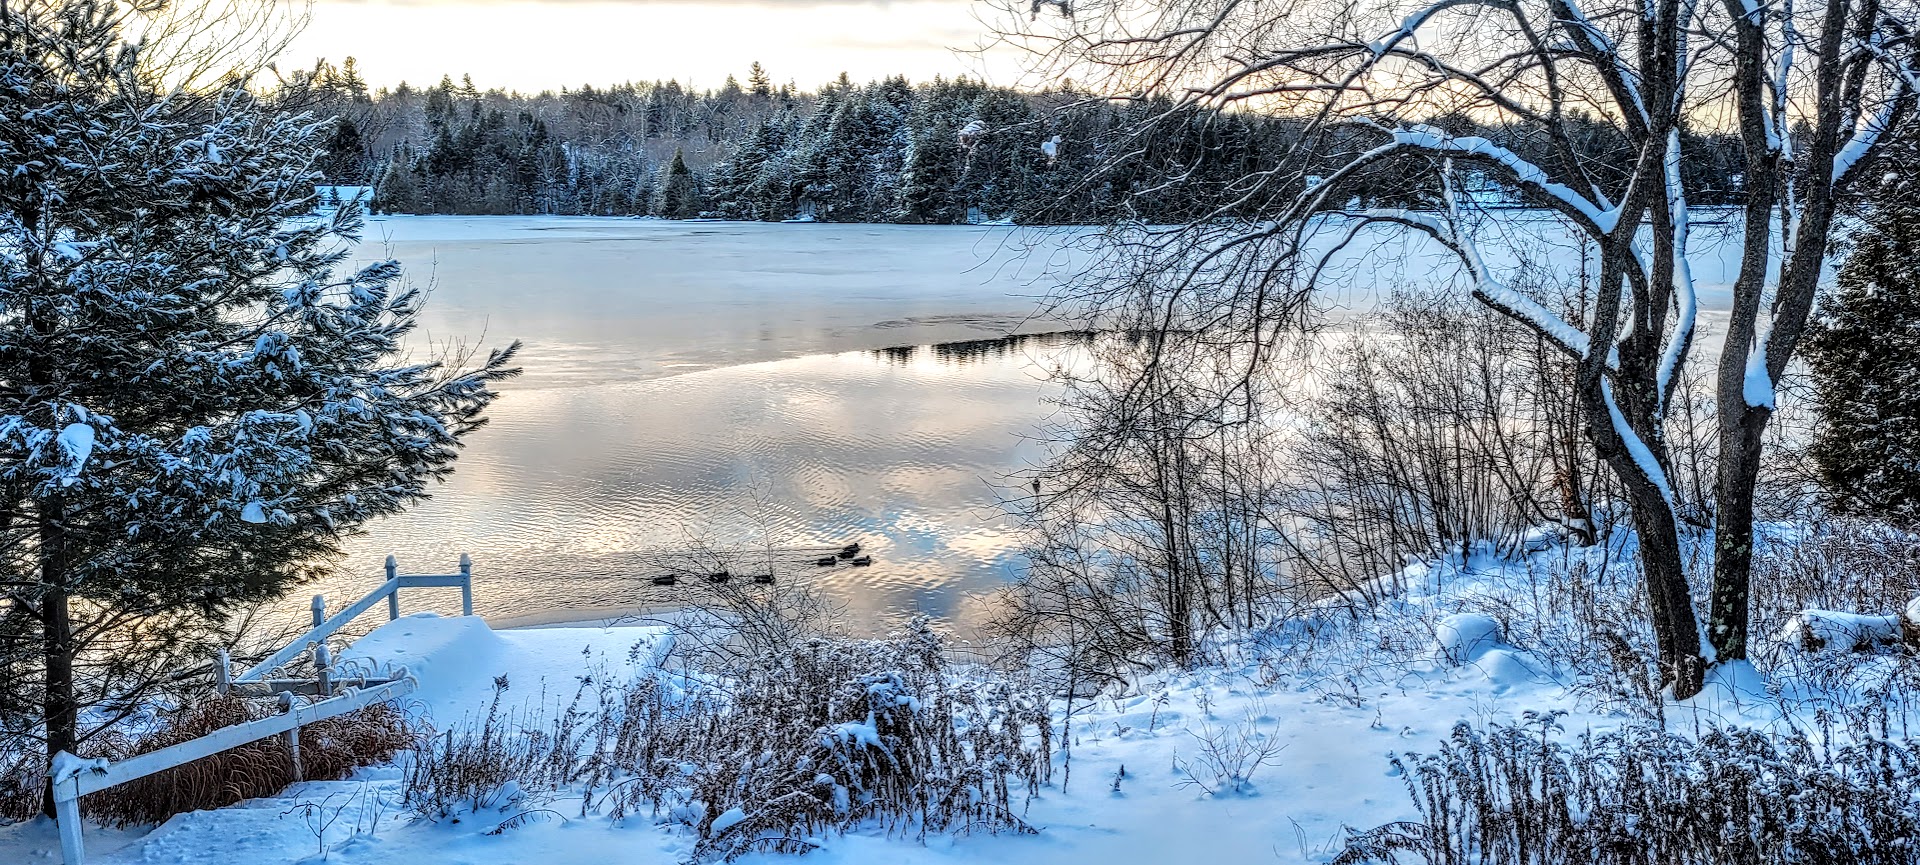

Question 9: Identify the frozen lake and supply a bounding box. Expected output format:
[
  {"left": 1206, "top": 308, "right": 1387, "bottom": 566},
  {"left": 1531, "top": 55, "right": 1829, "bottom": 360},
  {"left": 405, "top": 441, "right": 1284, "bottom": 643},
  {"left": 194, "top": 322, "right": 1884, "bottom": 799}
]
[{"left": 316, "top": 217, "right": 1090, "bottom": 633}]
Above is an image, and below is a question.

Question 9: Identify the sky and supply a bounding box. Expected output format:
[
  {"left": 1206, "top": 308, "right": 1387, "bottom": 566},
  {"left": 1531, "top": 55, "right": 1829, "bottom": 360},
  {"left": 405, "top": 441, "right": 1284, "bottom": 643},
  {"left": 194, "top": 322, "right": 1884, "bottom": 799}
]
[{"left": 282, "top": 0, "right": 1026, "bottom": 93}]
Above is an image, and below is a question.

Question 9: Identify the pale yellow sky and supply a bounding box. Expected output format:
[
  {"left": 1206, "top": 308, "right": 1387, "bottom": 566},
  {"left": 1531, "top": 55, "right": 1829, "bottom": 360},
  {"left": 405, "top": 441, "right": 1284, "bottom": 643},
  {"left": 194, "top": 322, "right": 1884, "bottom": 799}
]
[{"left": 283, "top": 0, "right": 1023, "bottom": 92}]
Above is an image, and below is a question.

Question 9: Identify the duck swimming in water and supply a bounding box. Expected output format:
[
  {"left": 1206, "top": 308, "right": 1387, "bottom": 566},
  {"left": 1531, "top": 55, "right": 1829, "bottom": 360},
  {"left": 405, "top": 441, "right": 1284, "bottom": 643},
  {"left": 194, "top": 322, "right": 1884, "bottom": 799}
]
[{"left": 838, "top": 542, "right": 861, "bottom": 559}]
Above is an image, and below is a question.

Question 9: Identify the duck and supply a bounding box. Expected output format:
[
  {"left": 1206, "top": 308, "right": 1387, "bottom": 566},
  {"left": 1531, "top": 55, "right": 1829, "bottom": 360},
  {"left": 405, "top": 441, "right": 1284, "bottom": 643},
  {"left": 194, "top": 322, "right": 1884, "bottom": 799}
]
[
  {"left": 751, "top": 573, "right": 775, "bottom": 584},
  {"left": 815, "top": 556, "right": 837, "bottom": 566},
  {"left": 707, "top": 571, "right": 731, "bottom": 583},
  {"left": 850, "top": 555, "right": 873, "bottom": 566},
  {"left": 838, "top": 542, "right": 861, "bottom": 559},
  {"left": 650, "top": 574, "right": 678, "bottom": 586}
]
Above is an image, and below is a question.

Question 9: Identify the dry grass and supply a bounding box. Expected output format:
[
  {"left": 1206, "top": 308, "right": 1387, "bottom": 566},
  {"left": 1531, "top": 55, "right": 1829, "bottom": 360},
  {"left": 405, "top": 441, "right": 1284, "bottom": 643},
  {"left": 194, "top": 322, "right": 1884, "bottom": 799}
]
[{"left": 0, "top": 696, "right": 416, "bottom": 827}]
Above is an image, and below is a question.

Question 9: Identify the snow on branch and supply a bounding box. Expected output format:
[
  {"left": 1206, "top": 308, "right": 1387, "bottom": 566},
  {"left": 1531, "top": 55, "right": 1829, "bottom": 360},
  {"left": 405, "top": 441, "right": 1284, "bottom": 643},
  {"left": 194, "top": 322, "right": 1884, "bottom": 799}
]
[
  {"left": 1833, "top": 96, "right": 1901, "bottom": 185},
  {"left": 1603, "top": 379, "right": 1677, "bottom": 507},
  {"left": 1390, "top": 127, "right": 1623, "bottom": 232},
  {"left": 1348, "top": 208, "right": 1596, "bottom": 359},
  {"left": 1658, "top": 129, "right": 1698, "bottom": 408},
  {"left": 1549, "top": 0, "right": 1650, "bottom": 127}
]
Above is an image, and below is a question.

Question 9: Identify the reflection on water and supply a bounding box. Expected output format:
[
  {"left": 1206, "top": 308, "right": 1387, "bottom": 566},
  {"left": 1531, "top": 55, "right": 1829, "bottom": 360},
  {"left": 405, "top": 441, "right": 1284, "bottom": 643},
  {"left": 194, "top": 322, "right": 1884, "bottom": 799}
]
[
  {"left": 871, "top": 331, "right": 1097, "bottom": 368},
  {"left": 309, "top": 333, "right": 1087, "bottom": 634}
]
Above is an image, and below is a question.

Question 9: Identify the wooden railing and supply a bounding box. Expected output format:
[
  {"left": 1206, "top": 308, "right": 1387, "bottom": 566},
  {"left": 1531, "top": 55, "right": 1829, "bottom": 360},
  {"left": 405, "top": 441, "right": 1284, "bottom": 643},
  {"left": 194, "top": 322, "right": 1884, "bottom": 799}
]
[
  {"left": 48, "top": 554, "right": 474, "bottom": 865},
  {"left": 49, "top": 676, "right": 416, "bottom": 865},
  {"left": 233, "top": 553, "right": 473, "bottom": 685}
]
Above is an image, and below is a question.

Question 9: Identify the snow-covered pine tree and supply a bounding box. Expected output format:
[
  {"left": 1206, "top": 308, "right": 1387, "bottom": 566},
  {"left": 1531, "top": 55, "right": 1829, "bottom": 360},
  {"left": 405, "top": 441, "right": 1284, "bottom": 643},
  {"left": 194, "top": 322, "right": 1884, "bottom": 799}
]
[
  {"left": 0, "top": 0, "right": 518, "bottom": 790},
  {"left": 657, "top": 148, "right": 701, "bottom": 218},
  {"left": 1806, "top": 147, "right": 1920, "bottom": 522}
]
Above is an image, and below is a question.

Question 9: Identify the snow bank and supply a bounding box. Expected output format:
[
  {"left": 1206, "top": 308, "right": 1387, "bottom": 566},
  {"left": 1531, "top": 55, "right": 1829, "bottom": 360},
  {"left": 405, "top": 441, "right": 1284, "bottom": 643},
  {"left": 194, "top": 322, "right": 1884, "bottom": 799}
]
[
  {"left": 1433, "top": 612, "right": 1504, "bottom": 665},
  {"left": 336, "top": 613, "right": 668, "bottom": 725},
  {"left": 1777, "top": 609, "right": 1904, "bottom": 653}
]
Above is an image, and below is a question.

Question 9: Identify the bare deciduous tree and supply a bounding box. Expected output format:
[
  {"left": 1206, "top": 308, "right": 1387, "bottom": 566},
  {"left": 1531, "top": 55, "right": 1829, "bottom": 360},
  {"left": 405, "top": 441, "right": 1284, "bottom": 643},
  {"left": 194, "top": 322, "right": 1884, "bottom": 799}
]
[{"left": 992, "top": 0, "right": 1918, "bottom": 697}]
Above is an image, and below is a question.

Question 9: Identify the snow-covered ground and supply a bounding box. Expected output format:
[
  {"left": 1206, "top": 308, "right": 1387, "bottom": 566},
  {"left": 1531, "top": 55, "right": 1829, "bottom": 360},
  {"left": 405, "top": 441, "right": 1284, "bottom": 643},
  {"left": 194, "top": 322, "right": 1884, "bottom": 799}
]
[{"left": 6, "top": 532, "right": 1847, "bottom": 865}]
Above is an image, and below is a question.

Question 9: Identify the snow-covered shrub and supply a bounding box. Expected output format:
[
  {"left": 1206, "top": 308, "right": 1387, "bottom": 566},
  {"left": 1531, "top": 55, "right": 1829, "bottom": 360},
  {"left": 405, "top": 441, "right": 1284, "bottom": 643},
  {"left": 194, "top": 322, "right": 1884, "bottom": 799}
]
[
  {"left": 625, "top": 620, "right": 1046, "bottom": 861},
  {"left": 1748, "top": 519, "right": 1920, "bottom": 698},
  {"left": 1336, "top": 711, "right": 1920, "bottom": 865},
  {"left": 401, "top": 620, "right": 1049, "bottom": 861},
  {"left": 1248, "top": 540, "right": 1670, "bottom": 719},
  {"left": 402, "top": 674, "right": 582, "bottom": 820},
  {"left": 1430, "top": 613, "right": 1503, "bottom": 666}
]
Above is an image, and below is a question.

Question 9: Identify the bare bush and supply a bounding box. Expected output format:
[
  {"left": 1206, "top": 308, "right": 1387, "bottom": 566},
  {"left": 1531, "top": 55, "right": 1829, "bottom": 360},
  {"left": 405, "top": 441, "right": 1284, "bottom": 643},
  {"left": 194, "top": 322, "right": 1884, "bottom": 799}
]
[
  {"left": 995, "top": 328, "right": 1294, "bottom": 688},
  {"left": 1279, "top": 291, "right": 1611, "bottom": 602},
  {"left": 1173, "top": 707, "right": 1285, "bottom": 797}
]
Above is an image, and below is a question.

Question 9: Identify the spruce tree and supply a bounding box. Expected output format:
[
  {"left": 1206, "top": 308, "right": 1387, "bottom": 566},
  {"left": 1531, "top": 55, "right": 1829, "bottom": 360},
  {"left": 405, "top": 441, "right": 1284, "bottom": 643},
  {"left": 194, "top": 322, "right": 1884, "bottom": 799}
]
[
  {"left": 318, "top": 116, "right": 368, "bottom": 184},
  {"left": 747, "top": 62, "right": 773, "bottom": 101},
  {"left": 0, "top": 0, "right": 518, "bottom": 784},
  {"left": 658, "top": 148, "right": 701, "bottom": 218},
  {"left": 1806, "top": 148, "right": 1920, "bottom": 522}
]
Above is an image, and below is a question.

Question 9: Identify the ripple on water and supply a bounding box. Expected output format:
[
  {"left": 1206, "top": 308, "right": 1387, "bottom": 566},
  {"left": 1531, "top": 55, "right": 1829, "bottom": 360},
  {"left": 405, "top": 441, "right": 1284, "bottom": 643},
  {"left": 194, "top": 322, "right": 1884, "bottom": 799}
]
[{"left": 311, "top": 336, "right": 1083, "bottom": 635}]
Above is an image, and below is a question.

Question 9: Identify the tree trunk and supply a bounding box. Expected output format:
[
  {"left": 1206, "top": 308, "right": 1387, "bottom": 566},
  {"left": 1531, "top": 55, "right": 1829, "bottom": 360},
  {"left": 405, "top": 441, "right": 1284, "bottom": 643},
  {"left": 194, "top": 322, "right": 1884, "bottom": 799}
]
[
  {"left": 40, "top": 582, "right": 74, "bottom": 818},
  {"left": 1626, "top": 482, "right": 1708, "bottom": 698},
  {"left": 36, "top": 489, "right": 77, "bottom": 817},
  {"left": 1709, "top": 406, "right": 1769, "bottom": 662}
]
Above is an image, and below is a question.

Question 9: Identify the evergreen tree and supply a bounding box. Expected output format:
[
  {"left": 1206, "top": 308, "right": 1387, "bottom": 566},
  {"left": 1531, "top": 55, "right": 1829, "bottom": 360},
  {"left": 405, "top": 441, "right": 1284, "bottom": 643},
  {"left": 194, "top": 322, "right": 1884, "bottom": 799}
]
[
  {"left": 318, "top": 116, "right": 369, "bottom": 184},
  {"left": 0, "top": 0, "right": 519, "bottom": 784},
  {"left": 371, "top": 142, "right": 424, "bottom": 213},
  {"left": 747, "top": 62, "right": 773, "bottom": 101},
  {"left": 1805, "top": 151, "right": 1920, "bottom": 521},
  {"left": 658, "top": 147, "right": 701, "bottom": 218}
]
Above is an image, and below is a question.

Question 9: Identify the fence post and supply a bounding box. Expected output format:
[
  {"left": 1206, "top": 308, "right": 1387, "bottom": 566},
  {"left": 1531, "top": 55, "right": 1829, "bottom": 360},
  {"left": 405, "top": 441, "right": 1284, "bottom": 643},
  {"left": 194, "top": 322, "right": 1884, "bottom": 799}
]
[
  {"left": 314, "top": 644, "right": 333, "bottom": 697},
  {"left": 386, "top": 555, "right": 399, "bottom": 620},
  {"left": 54, "top": 778, "right": 83, "bottom": 865},
  {"left": 280, "top": 692, "right": 303, "bottom": 783},
  {"left": 459, "top": 553, "right": 473, "bottom": 617},
  {"left": 310, "top": 594, "right": 325, "bottom": 629},
  {"left": 215, "top": 648, "right": 231, "bottom": 696}
]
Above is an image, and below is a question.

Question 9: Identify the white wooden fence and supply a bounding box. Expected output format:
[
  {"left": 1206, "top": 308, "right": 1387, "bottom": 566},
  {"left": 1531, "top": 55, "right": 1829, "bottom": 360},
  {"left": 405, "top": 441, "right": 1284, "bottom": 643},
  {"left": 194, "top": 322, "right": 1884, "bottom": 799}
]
[
  {"left": 232, "top": 553, "right": 473, "bottom": 687},
  {"left": 48, "top": 554, "right": 474, "bottom": 865}
]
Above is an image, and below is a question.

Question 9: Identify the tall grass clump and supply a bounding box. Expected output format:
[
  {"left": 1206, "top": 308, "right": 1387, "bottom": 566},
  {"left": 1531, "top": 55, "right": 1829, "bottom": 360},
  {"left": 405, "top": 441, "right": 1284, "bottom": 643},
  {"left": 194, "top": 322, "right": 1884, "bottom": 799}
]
[
  {"left": 1337, "top": 711, "right": 1920, "bottom": 865},
  {"left": 0, "top": 696, "right": 416, "bottom": 826}
]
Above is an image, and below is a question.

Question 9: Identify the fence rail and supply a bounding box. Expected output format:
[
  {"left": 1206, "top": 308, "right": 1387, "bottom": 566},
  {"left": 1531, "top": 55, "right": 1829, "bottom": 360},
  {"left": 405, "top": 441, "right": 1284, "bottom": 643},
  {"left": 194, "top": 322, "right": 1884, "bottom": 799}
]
[
  {"left": 49, "top": 554, "right": 474, "bottom": 865},
  {"left": 51, "top": 675, "right": 417, "bottom": 865},
  {"left": 236, "top": 554, "right": 472, "bottom": 683}
]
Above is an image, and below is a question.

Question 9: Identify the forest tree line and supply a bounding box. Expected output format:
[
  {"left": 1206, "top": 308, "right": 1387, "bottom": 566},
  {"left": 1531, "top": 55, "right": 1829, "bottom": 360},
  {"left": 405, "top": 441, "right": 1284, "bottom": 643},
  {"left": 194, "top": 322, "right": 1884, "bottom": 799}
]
[{"left": 306, "top": 60, "right": 1752, "bottom": 224}]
